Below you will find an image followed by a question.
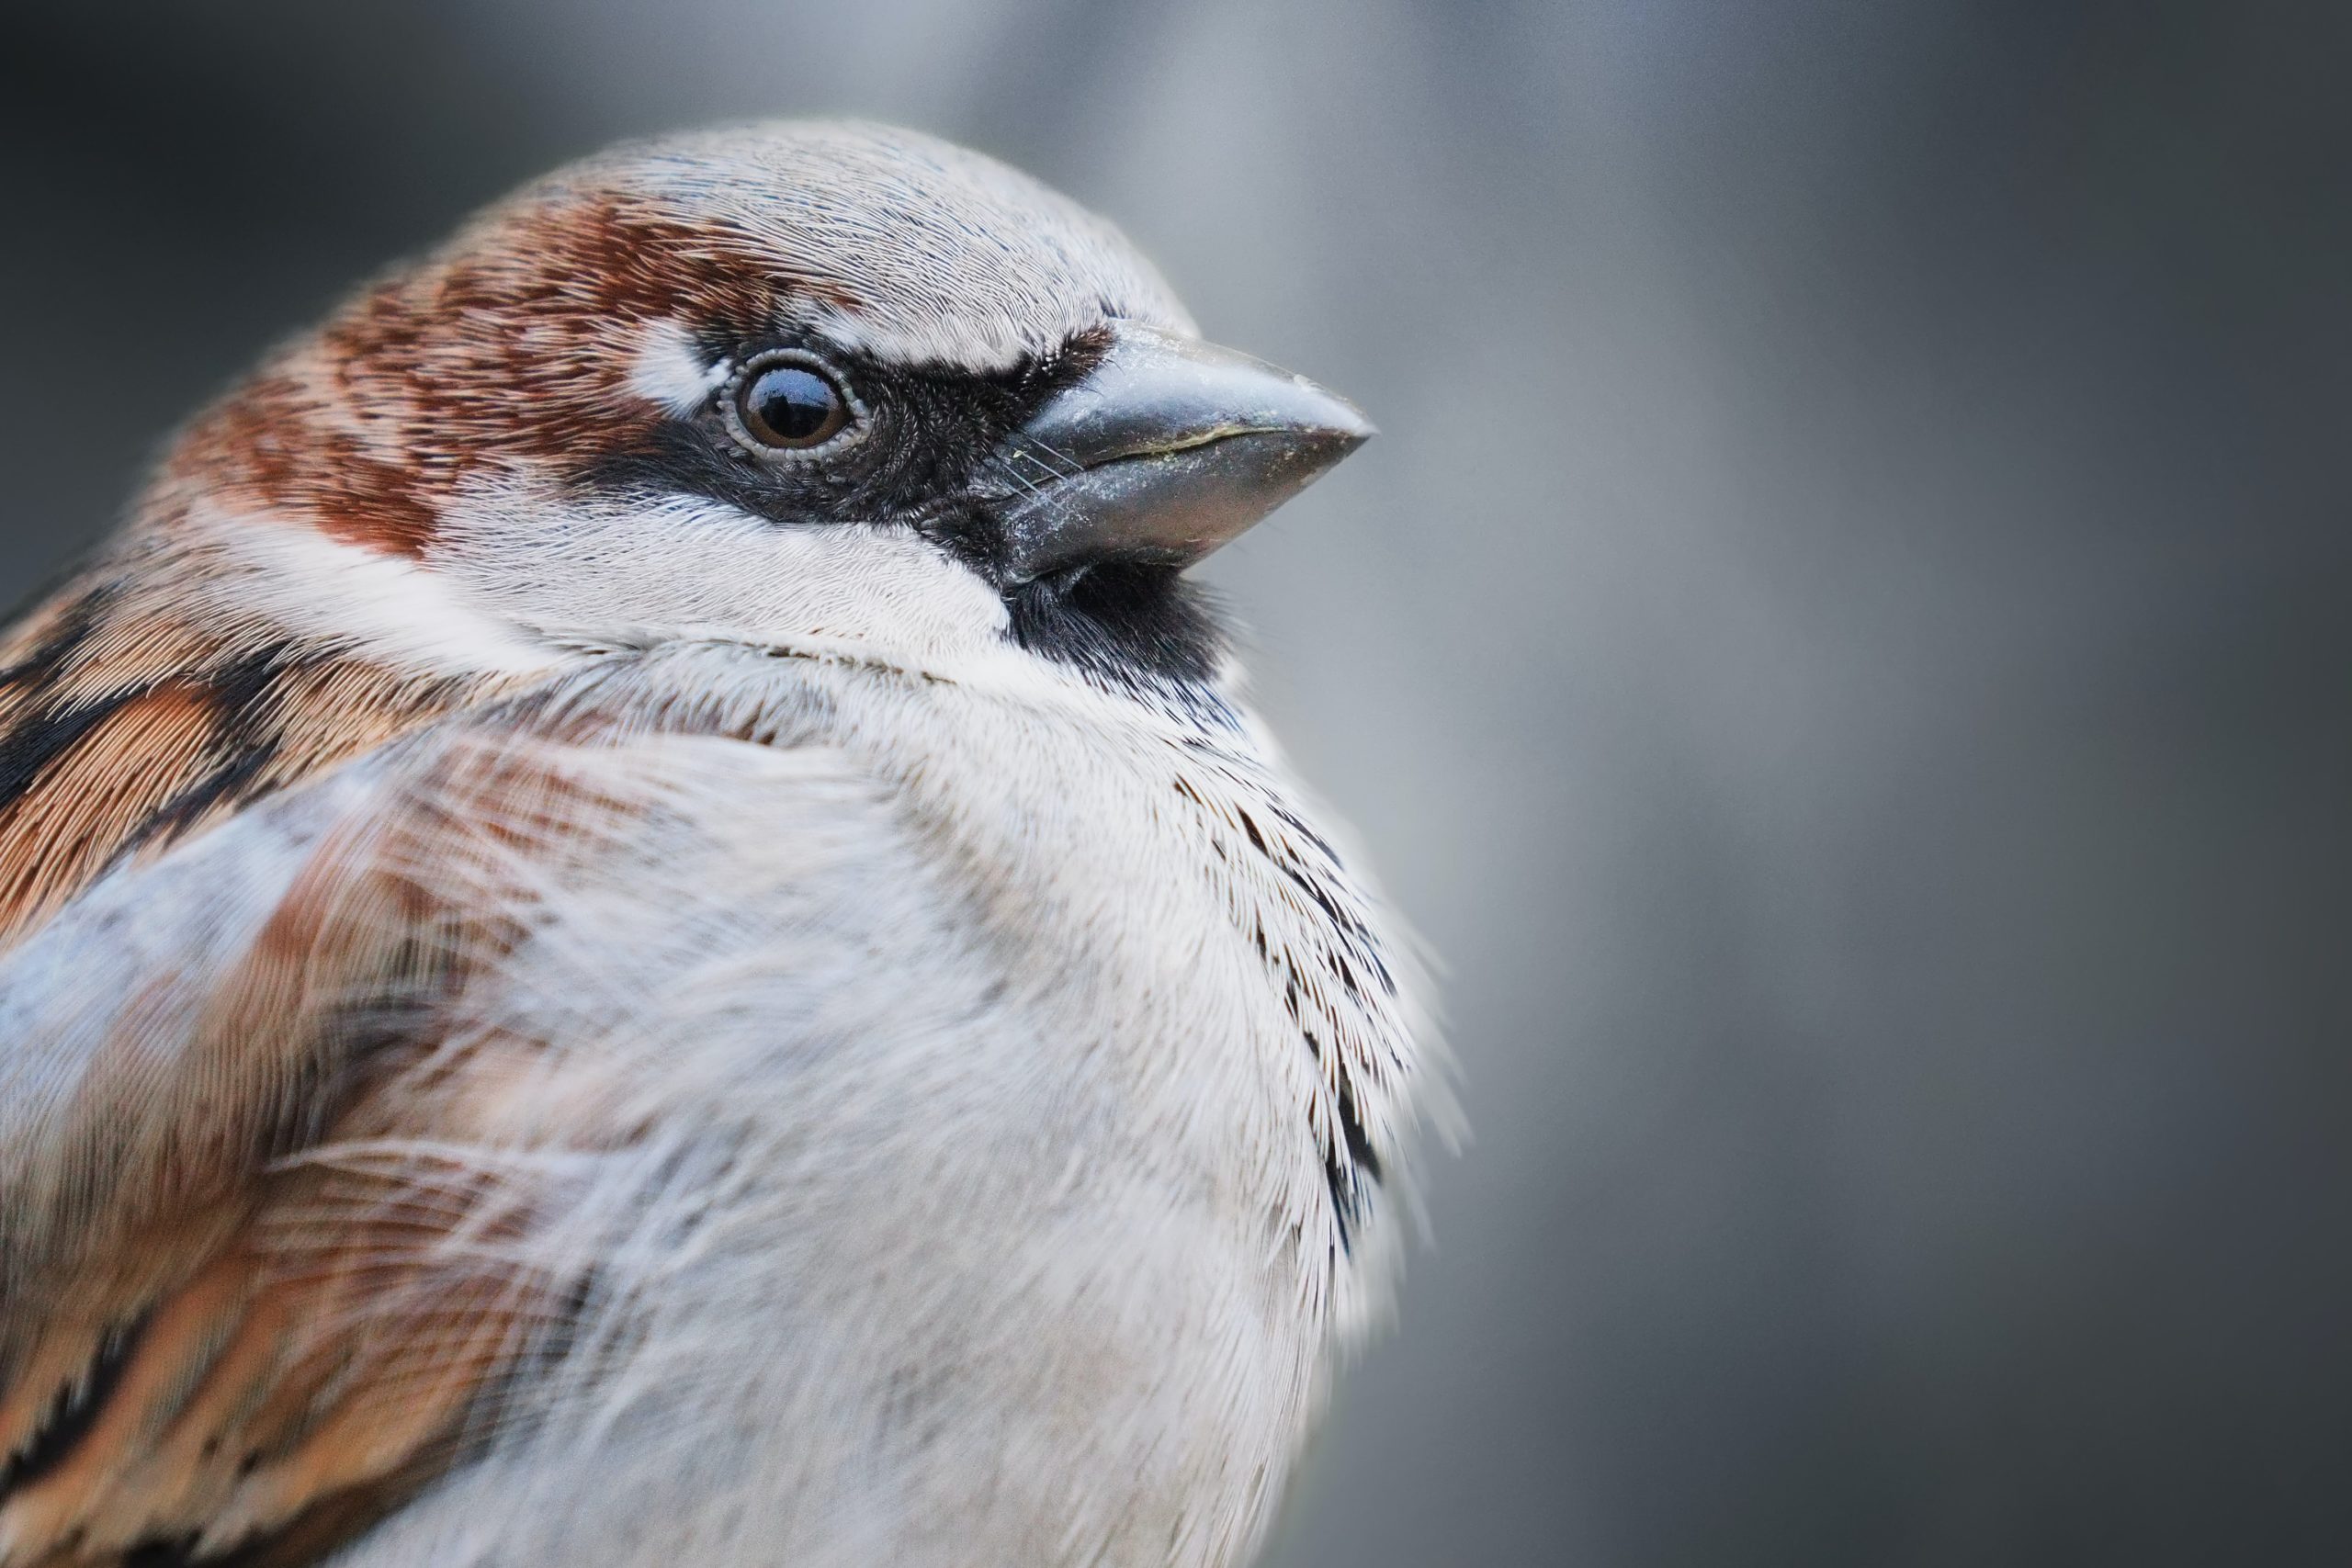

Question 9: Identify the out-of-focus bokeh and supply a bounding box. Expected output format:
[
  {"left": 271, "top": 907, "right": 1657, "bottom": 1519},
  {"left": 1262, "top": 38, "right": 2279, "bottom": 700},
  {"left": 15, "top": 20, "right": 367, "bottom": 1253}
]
[{"left": 7, "top": 4, "right": 2349, "bottom": 1562}]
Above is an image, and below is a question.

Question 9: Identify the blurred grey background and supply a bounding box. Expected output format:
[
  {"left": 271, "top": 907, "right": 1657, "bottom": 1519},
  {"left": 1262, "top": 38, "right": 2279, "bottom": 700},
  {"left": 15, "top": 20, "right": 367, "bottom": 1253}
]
[{"left": 7, "top": 2, "right": 2350, "bottom": 1562}]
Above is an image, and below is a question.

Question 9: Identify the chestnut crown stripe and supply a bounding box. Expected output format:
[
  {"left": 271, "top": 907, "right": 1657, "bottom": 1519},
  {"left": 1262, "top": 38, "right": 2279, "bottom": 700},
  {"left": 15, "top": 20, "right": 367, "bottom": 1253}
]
[{"left": 165, "top": 197, "right": 849, "bottom": 558}]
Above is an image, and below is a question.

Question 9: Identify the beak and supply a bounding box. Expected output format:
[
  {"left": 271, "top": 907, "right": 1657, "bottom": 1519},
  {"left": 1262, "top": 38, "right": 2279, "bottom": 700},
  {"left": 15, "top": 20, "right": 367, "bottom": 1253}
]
[{"left": 985, "top": 323, "right": 1374, "bottom": 586}]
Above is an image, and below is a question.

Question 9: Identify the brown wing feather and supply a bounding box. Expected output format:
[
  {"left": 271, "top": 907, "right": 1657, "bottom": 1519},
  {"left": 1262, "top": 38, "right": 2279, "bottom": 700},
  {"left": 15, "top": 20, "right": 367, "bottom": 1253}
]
[
  {"left": 0, "top": 571, "right": 492, "bottom": 953},
  {"left": 0, "top": 726, "right": 641, "bottom": 1568},
  {"left": 0, "top": 1102, "right": 566, "bottom": 1567}
]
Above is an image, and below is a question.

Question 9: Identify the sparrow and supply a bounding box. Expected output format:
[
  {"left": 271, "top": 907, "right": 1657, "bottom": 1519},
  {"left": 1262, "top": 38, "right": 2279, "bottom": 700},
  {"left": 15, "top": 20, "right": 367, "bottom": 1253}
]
[{"left": 0, "top": 121, "right": 1436, "bottom": 1568}]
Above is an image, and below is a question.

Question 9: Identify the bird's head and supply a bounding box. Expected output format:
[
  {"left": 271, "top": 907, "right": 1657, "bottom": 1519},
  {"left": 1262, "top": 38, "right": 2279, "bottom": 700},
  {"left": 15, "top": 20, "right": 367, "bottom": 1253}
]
[{"left": 150, "top": 121, "right": 1371, "bottom": 705}]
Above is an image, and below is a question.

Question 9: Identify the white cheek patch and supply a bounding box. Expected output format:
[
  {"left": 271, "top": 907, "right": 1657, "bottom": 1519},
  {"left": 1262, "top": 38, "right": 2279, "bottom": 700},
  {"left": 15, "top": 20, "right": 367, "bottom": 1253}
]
[
  {"left": 189, "top": 505, "right": 560, "bottom": 676},
  {"left": 628, "top": 320, "right": 730, "bottom": 414},
  {"left": 431, "top": 481, "right": 1013, "bottom": 674}
]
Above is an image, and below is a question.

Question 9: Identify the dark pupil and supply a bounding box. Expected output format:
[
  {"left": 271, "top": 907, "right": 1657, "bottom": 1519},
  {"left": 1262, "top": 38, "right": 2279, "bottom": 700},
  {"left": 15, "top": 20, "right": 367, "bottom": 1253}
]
[{"left": 746, "top": 366, "right": 842, "bottom": 445}]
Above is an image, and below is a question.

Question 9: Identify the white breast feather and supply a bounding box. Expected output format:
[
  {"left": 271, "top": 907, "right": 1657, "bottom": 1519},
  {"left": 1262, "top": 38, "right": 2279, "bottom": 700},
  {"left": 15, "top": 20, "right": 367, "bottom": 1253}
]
[{"left": 0, "top": 642, "right": 1433, "bottom": 1568}]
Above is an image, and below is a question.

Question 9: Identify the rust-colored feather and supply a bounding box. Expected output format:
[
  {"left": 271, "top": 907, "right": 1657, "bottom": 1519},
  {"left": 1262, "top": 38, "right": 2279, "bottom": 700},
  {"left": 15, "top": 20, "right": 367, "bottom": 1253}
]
[
  {"left": 0, "top": 575, "right": 492, "bottom": 953},
  {"left": 0, "top": 730, "right": 646, "bottom": 1568}
]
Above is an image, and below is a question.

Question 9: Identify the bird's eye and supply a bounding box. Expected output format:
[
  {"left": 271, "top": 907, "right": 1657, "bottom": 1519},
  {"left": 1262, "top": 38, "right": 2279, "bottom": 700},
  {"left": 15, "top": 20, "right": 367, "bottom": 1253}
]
[{"left": 732, "top": 355, "right": 854, "bottom": 451}]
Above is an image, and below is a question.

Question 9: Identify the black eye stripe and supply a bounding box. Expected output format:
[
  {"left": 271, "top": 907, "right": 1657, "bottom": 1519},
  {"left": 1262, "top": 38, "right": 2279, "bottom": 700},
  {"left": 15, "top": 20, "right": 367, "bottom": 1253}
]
[
  {"left": 581, "top": 348, "right": 1035, "bottom": 525},
  {"left": 574, "top": 327, "right": 1227, "bottom": 698}
]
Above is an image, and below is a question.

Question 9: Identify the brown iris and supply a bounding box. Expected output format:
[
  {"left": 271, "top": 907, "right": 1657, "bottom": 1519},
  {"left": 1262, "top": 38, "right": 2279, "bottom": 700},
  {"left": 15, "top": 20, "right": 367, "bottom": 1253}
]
[{"left": 734, "top": 355, "right": 854, "bottom": 450}]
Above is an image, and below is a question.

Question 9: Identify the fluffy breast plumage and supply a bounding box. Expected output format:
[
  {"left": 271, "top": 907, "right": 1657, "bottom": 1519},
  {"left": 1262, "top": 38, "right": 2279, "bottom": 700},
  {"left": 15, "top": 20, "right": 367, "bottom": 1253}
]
[{"left": 0, "top": 637, "right": 1429, "bottom": 1568}]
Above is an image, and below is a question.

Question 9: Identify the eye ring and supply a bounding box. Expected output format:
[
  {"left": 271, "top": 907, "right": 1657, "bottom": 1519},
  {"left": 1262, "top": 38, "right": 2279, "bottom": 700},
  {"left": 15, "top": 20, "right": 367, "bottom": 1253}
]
[{"left": 725, "top": 351, "right": 863, "bottom": 454}]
